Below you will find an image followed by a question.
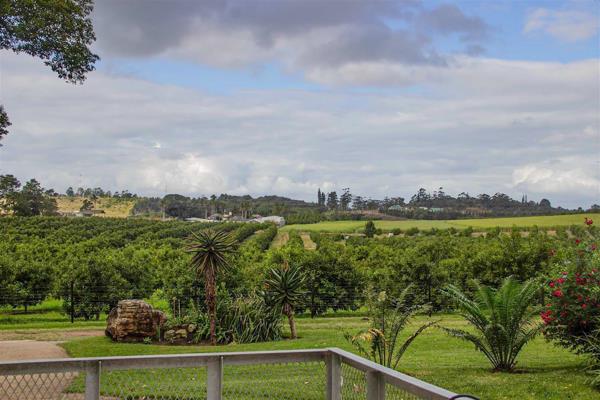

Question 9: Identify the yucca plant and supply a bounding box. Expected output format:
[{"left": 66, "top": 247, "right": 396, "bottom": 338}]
[
  {"left": 264, "top": 263, "right": 305, "bottom": 339},
  {"left": 187, "top": 228, "right": 236, "bottom": 345},
  {"left": 345, "top": 287, "right": 436, "bottom": 369},
  {"left": 442, "top": 276, "right": 541, "bottom": 372}
]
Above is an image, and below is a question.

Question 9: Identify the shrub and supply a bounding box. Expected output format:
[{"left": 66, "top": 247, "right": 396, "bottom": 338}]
[
  {"left": 405, "top": 227, "right": 419, "bottom": 236},
  {"left": 542, "top": 227, "right": 600, "bottom": 355},
  {"left": 462, "top": 226, "right": 474, "bottom": 237},
  {"left": 443, "top": 276, "right": 542, "bottom": 371},
  {"left": 364, "top": 220, "right": 376, "bottom": 238},
  {"left": 220, "top": 293, "right": 282, "bottom": 343},
  {"left": 542, "top": 269, "right": 600, "bottom": 352},
  {"left": 253, "top": 224, "right": 278, "bottom": 250},
  {"left": 344, "top": 287, "right": 436, "bottom": 369}
]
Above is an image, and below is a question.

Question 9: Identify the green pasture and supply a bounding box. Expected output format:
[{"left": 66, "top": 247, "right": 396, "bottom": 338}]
[
  {"left": 282, "top": 213, "right": 597, "bottom": 233},
  {"left": 58, "top": 315, "right": 598, "bottom": 400},
  {"left": 0, "top": 299, "right": 106, "bottom": 330}
]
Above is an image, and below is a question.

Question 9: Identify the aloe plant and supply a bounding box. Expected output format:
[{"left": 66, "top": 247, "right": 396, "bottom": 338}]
[
  {"left": 264, "top": 263, "right": 305, "bottom": 339},
  {"left": 187, "top": 228, "right": 236, "bottom": 345}
]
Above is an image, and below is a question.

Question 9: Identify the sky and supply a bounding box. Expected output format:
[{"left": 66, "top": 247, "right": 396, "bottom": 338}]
[{"left": 0, "top": 0, "right": 599, "bottom": 208}]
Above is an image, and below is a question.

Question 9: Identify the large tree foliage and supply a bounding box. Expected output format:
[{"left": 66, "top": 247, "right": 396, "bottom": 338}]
[
  {"left": 0, "top": 175, "right": 57, "bottom": 215},
  {"left": 0, "top": 105, "right": 10, "bottom": 143},
  {"left": 0, "top": 0, "right": 99, "bottom": 142}
]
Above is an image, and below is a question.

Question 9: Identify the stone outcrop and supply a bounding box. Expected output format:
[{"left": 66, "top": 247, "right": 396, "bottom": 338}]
[
  {"left": 164, "top": 324, "right": 197, "bottom": 343},
  {"left": 105, "top": 300, "right": 167, "bottom": 342}
]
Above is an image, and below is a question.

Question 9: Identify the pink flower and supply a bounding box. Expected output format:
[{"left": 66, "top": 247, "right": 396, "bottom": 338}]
[{"left": 552, "top": 290, "right": 563, "bottom": 298}]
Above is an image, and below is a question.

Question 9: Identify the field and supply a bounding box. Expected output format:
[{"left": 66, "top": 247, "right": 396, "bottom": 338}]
[
  {"left": 55, "top": 196, "right": 136, "bottom": 217},
  {"left": 2, "top": 216, "right": 599, "bottom": 399},
  {"left": 0, "top": 310, "right": 594, "bottom": 400},
  {"left": 282, "top": 213, "right": 598, "bottom": 233}
]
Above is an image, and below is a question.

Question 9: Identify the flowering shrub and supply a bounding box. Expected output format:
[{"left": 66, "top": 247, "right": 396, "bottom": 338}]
[{"left": 543, "top": 219, "right": 600, "bottom": 354}]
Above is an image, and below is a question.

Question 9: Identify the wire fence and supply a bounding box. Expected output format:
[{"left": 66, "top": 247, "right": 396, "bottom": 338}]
[{"left": 0, "top": 348, "right": 469, "bottom": 400}]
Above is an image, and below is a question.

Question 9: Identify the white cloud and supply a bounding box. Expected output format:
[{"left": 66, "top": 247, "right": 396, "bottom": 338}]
[
  {"left": 0, "top": 51, "right": 598, "bottom": 208},
  {"left": 512, "top": 159, "right": 600, "bottom": 198},
  {"left": 524, "top": 8, "right": 599, "bottom": 42}
]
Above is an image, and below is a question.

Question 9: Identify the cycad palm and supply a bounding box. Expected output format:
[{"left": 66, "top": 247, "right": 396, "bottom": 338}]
[
  {"left": 187, "top": 228, "right": 236, "bottom": 345},
  {"left": 264, "top": 263, "right": 305, "bottom": 339},
  {"left": 442, "top": 276, "right": 541, "bottom": 371}
]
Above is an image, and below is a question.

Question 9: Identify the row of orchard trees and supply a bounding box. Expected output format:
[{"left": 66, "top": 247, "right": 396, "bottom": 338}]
[
  {"left": 0, "top": 217, "right": 271, "bottom": 318},
  {"left": 1, "top": 217, "right": 594, "bottom": 322}
]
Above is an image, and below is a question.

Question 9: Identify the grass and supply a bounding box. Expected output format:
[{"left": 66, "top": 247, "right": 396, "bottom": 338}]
[
  {"left": 300, "top": 232, "right": 317, "bottom": 250},
  {"left": 270, "top": 231, "right": 289, "bottom": 249},
  {"left": 282, "top": 213, "right": 598, "bottom": 233},
  {"left": 55, "top": 196, "right": 136, "bottom": 218},
  {"left": 59, "top": 315, "right": 598, "bottom": 400},
  {"left": 0, "top": 298, "right": 106, "bottom": 330}
]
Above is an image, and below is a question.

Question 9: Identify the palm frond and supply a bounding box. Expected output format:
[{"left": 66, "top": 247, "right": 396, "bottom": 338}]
[{"left": 442, "top": 276, "right": 541, "bottom": 371}]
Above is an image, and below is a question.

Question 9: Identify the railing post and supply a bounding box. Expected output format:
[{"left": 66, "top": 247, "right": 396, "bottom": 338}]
[
  {"left": 366, "top": 370, "right": 385, "bottom": 400},
  {"left": 326, "top": 352, "right": 341, "bottom": 400},
  {"left": 84, "top": 360, "right": 100, "bottom": 400},
  {"left": 207, "top": 356, "right": 223, "bottom": 400}
]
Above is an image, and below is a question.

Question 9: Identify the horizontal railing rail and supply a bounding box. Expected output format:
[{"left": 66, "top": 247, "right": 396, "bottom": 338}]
[{"left": 0, "top": 347, "right": 469, "bottom": 400}]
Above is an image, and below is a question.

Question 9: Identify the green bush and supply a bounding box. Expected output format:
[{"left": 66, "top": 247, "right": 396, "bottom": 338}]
[
  {"left": 542, "top": 228, "right": 600, "bottom": 356},
  {"left": 405, "top": 227, "right": 419, "bottom": 236},
  {"left": 443, "top": 277, "right": 542, "bottom": 371}
]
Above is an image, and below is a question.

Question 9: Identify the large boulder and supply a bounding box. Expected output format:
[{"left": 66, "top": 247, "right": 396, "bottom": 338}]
[{"left": 105, "top": 300, "right": 167, "bottom": 342}]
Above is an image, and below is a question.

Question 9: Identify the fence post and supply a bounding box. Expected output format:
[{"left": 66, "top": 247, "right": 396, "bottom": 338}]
[
  {"left": 70, "top": 281, "right": 75, "bottom": 323},
  {"left": 84, "top": 360, "right": 100, "bottom": 400},
  {"left": 326, "top": 352, "right": 341, "bottom": 400},
  {"left": 366, "top": 370, "right": 385, "bottom": 400},
  {"left": 207, "top": 356, "right": 223, "bottom": 400}
]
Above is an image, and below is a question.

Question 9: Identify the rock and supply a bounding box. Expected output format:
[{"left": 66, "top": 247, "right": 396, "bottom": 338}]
[
  {"left": 175, "top": 329, "right": 188, "bottom": 338},
  {"left": 164, "top": 328, "right": 189, "bottom": 343},
  {"left": 164, "top": 329, "right": 176, "bottom": 342},
  {"left": 187, "top": 324, "right": 196, "bottom": 333},
  {"left": 105, "top": 300, "right": 167, "bottom": 342}
]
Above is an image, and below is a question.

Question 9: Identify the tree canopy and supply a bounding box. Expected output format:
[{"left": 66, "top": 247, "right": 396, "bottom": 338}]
[{"left": 0, "top": 0, "right": 99, "bottom": 143}]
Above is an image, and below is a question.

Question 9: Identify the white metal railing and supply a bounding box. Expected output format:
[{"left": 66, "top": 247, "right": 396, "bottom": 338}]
[{"left": 0, "top": 348, "right": 477, "bottom": 400}]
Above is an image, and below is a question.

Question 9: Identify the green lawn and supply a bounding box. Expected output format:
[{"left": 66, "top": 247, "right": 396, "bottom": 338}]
[
  {"left": 0, "top": 299, "right": 106, "bottom": 330},
  {"left": 282, "top": 213, "right": 597, "bottom": 233},
  {"left": 60, "top": 315, "right": 598, "bottom": 400}
]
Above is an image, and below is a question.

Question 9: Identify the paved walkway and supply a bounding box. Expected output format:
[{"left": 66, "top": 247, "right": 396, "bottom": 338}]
[
  {"left": 0, "top": 340, "right": 73, "bottom": 399},
  {"left": 0, "top": 340, "right": 69, "bottom": 361}
]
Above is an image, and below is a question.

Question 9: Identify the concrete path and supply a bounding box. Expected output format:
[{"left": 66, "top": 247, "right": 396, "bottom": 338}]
[
  {"left": 0, "top": 340, "right": 72, "bottom": 399},
  {"left": 0, "top": 339, "right": 69, "bottom": 361}
]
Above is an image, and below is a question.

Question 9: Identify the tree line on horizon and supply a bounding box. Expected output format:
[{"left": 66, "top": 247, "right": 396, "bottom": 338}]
[
  {"left": 1, "top": 174, "right": 598, "bottom": 220},
  {"left": 317, "top": 187, "right": 598, "bottom": 220}
]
